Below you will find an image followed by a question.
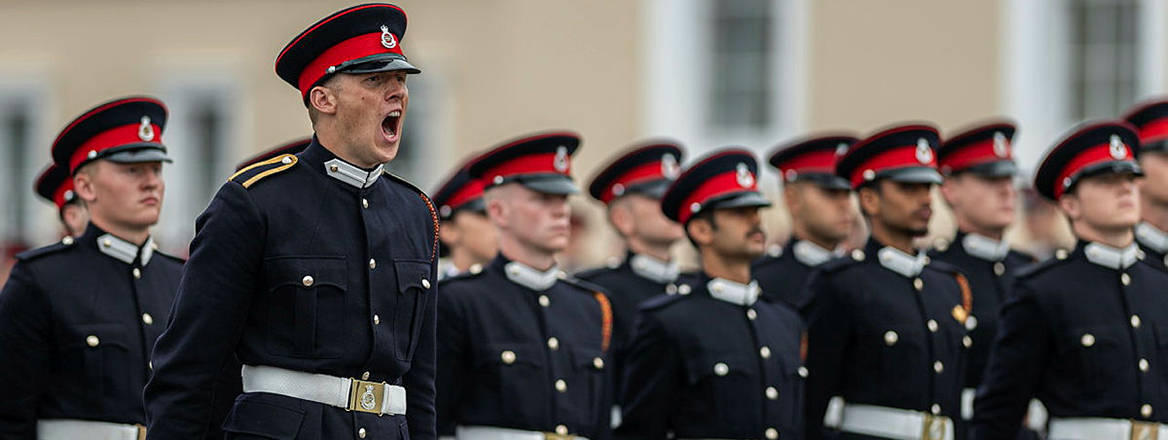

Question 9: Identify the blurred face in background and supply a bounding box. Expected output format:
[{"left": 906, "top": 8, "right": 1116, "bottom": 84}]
[
  {"left": 1060, "top": 172, "right": 1141, "bottom": 234},
  {"left": 608, "top": 193, "right": 684, "bottom": 251},
  {"left": 785, "top": 181, "right": 855, "bottom": 246},
  {"left": 941, "top": 173, "right": 1017, "bottom": 234}
]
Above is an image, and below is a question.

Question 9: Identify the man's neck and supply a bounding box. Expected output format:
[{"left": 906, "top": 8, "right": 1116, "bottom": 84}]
[
  {"left": 869, "top": 221, "right": 916, "bottom": 254},
  {"left": 89, "top": 217, "right": 150, "bottom": 246},
  {"left": 626, "top": 237, "right": 672, "bottom": 262},
  {"left": 956, "top": 216, "right": 1004, "bottom": 241},
  {"left": 315, "top": 129, "right": 379, "bottom": 169},
  {"left": 699, "top": 248, "right": 751, "bottom": 284},
  {"left": 498, "top": 235, "right": 557, "bottom": 271},
  {"left": 792, "top": 223, "right": 840, "bottom": 251},
  {"left": 1073, "top": 222, "right": 1135, "bottom": 249},
  {"left": 1141, "top": 196, "right": 1168, "bottom": 233},
  {"left": 449, "top": 249, "right": 484, "bottom": 273}
]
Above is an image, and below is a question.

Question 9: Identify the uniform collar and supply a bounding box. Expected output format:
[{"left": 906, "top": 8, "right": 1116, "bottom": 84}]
[
  {"left": 498, "top": 255, "right": 561, "bottom": 291},
  {"left": 960, "top": 231, "right": 1010, "bottom": 262},
  {"left": 301, "top": 137, "right": 384, "bottom": 189},
  {"left": 872, "top": 239, "right": 928, "bottom": 278},
  {"left": 1082, "top": 241, "right": 1140, "bottom": 270},
  {"left": 1135, "top": 222, "right": 1168, "bottom": 254},
  {"left": 629, "top": 252, "right": 679, "bottom": 284},
  {"left": 706, "top": 277, "right": 761, "bottom": 306},
  {"left": 792, "top": 239, "right": 842, "bottom": 266},
  {"left": 85, "top": 223, "right": 155, "bottom": 266}
]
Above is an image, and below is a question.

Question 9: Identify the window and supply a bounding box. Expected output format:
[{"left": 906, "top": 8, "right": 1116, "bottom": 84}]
[
  {"left": 1068, "top": 0, "right": 1140, "bottom": 120},
  {"left": 0, "top": 86, "right": 49, "bottom": 248},
  {"left": 709, "top": 0, "right": 774, "bottom": 131}
]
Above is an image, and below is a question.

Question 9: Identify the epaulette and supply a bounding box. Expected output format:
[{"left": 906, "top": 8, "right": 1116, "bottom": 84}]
[
  {"left": 14, "top": 239, "right": 75, "bottom": 262},
  {"left": 639, "top": 292, "right": 688, "bottom": 312},
  {"left": 228, "top": 154, "right": 298, "bottom": 189},
  {"left": 1014, "top": 251, "right": 1072, "bottom": 279},
  {"left": 384, "top": 171, "right": 440, "bottom": 263}
]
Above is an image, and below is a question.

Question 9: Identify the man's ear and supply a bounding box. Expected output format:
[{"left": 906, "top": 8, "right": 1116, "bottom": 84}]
[
  {"left": 438, "top": 220, "right": 460, "bottom": 247},
  {"left": 608, "top": 201, "right": 636, "bottom": 237},
  {"left": 308, "top": 85, "right": 338, "bottom": 116},
  {"left": 938, "top": 176, "right": 959, "bottom": 207},
  {"left": 486, "top": 196, "right": 508, "bottom": 229},
  {"left": 858, "top": 186, "right": 880, "bottom": 218},
  {"left": 1058, "top": 194, "right": 1081, "bottom": 222},
  {"left": 73, "top": 165, "right": 97, "bottom": 204},
  {"left": 687, "top": 217, "right": 714, "bottom": 247},
  {"left": 783, "top": 183, "right": 801, "bottom": 216}
]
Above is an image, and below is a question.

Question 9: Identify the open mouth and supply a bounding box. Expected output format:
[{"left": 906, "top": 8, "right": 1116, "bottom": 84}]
[{"left": 381, "top": 110, "right": 402, "bottom": 143}]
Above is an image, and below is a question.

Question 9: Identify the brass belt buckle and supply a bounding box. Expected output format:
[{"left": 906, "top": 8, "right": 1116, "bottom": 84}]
[
  {"left": 348, "top": 378, "right": 387, "bottom": 415},
  {"left": 921, "top": 414, "right": 948, "bottom": 440},
  {"left": 543, "top": 433, "right": 573, "bottom": 440},
  {"left": 135, "top": 424, "right": 147, "bottom": 440},
  {"left": 1132, "top": 421, "right": 1159, "bottom": 440}
]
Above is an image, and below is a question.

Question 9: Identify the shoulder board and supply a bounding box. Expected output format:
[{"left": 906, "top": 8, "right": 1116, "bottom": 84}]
[
  {"left": 639, "top": 293, "right": 688, "bottom": 312},
  {"left": 1014, "top": 256, "right": 1068, "bottom": 279},
  {"left": 384, "top": 171, "right": 440, "bottom": 263},
  {"left": 14, "top": 240, "right": 73, "bottom": 261},
  {"left": 228, "top": 154, "right": 298, "bottom": 189}
]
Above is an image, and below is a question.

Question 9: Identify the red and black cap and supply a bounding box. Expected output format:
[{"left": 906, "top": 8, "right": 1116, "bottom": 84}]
[
  {"left": 938, "top": 121, "right": 1018, "bottom": 177},
  {"left": 467, "top": 131, "right": 581, "bottom": 195},
  {"left": 836, "top": 123, "right": 942, "bottom": 189},
  {"left": 276, "top": 3, "right": 420, "bottom": 102},
  {"left": 235, "top": 137, "right": 312, "bottom": 171},
  {"left": 51, "top": 96, "right": 170, "bottom": 175},
  {"left": 1034, "top": 120, "right": 1142, "bottom": 201},
  {"left": 587, "top": 141, "right": 683, "bottom": 204},
  {"left": 34, "top": 163, "right": 76, "bottom": 210},
  {"left": 1123, "top": 98, "right": 1168, "bottom": 154},
  {"left": 767, "top": 133, "right": 856, "bottom": 190},
  {"left": 661, "top": 149, "right": 771, "bottom": 224},
  {"left": 432, "top": 163, "right": 487, "bottom": 221}
]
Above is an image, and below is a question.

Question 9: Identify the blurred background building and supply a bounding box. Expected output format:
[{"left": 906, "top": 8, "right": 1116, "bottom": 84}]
[{"left": 0, "top": 0, "right": 1164, "bottom": 275}]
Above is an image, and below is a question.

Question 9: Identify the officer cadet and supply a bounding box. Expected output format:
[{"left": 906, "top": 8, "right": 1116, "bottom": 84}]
[
  {"left": 576, "top": 142, "right": 685, "bottom": 425},
  {"left": 1124, "top": 99, "right": 1168, "bottom": 270},
  {"left": 145, "top": 4, "right": 438, "bottom": 440},
  {"left": 33, "top": 163, "right": 89, "bottom": 237},
  {"left": 803, "top": 123, "right": 973, "bottom": 440},
  {"left": 929, "top": 121, "right": 1038, "bottom": 430},
  {"left": 0, "top": 96, "right": 183, "bottom": 439},
  {"left": 972, "top": 121, "right": 1168, "bottom": 439},
  {"left": 615, "top": 149, "right": 806, "bottom": 440},
  {"left": 234, "top": 137, "right": 311, "bottom": 171},
  {"left": 752, "top": 134, "right": 858, "bottom": 308},
  {"left": 432, "top": 159, "right": 496, "bottom": 280},
  {"left": 436, "top": 131, "right": 612, "bottom": 440}
]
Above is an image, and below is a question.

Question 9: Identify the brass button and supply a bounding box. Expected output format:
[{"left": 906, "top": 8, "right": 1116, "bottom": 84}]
[
  {"left": 547, "top": 337, "right": 559, "bottom": 350},
  {"left": 142, "top": 313, "right": 153, "bottom": 325},
  {"left": 993, "top": 262, "right": 1005, "bottom": 276},
  {"left": 931, "top": 403, "right": 941, "bottom": 415},
  {"left": 361, "top": 371, "right": 370, "bottom": 380},
  {"left": 765, "top": 427, "right": 778, "bottom": 439},
  {"left": 798, "top": 366, "right": 808, "bottom": 378},
  {"left": 359, "top": 427, "right": 367, "bottom": 438},
  {"left": 765, "top": 386, "right": 778, "bottom": 400},
  {"left": 884, "top": 331, "right": 899, "bottom": 346},
  {"left": 1142, "top": 404, "right": 1154, "bottom": 418},
  {"left": 132, "top": 268, "right": 142, "bottom": 279},
  {"left": 1055, "top": 248, "right": 1068, "bottom": 260},
  {"left": 678, "top": 284, "right": 692, "bottom": 295},
  {"left": 1121, "top": 273, "right": 1132, "bottom": 286},
  {"left": 962, "top": 336, "right": 972, "bottom": 348},
  {"left": 102, "top": 238, "right": 112, "bottom": 248},
  {"left": 555, "top": 379, "right": 567, "bottom": 392},
  {"left": 369, "top": 259, "right": 376, "bottom": 269},
  {"left": 421, "top": 278, "right": 431, "bottom": 290},
  {"left": 1132, "top": 315, "right": 1142, "bottom": 328},
  {"left": 86, "top": 335, "right": 99, "bottom": 347},
  {"left": 61, "top": 236, "right": 74, "bottom": 246},
  {"left": 501, "top": 350, "right": 516, "bottom": 364},
  {"left": 555, "top": 425, "right": 569, "bottom": 436},
  {"left": 302, "top": 275, "right": 314, "bottom": 287},
  {"left": 747, "top": 309, "right": 757, "bottom": 320},
  {"left": 913, "top": 278, "right": 924, "bottom": 291},
  {"left": 330, "top": 164, "right": 340, "bottom": 172},
  {"left": 362, "top": 198, "right": 369, "bottom": 209},
  {"left": 714, "top": 362, "right": 729, "bottom": 376},
  {"left": 281, "top": 156, "right": 293, "bottom": 165},
  {"left": 759, "top": 346, "right": 771, "bottom": 359},
  {"left": 1140, "top": 358, "right": 1150, "bottom": 372},
  {"left": 1081, "top": 333, "right": 1096, "bottom": 347},
  {"left": 373, "top": 314, "right": 380, "bottom": 325},
  {"left": 966, "top": 315, "right": 979, "bottom": 331},
  {"left": 593, "top": 357, "right": 604, "bottom": 369},
  {"left": 927, "top": 319, "right": 938, "bottom": 332},
  {"left": 933, "top": 361, "right": 944, "bottom": 373},
  {"left": 851, "top": 249, "right": 866, "bottom": 261},
  {"left": 539, "top": 295, "right": 550, "bottom": 307}
]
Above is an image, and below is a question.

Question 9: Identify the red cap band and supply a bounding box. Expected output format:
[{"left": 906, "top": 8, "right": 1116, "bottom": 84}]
[
  {"left": 1053, "top": 141, "right": 1134, "bottom": 199},
  {"left": 482, "top": 152, "right": 570, "bottom": 182},
  {"left": 68, "top": 122, "right": 162, "bottom": 173},
  {"left": 1136, "top": 118, "right": 1168, "bottom": 144},
  {"left": 445, "top": 179, "right": 485, "bottom": 210},
  {"left": 52, "top": 180, "right": 74, "bottom": 210},
  {"left": 848, "top": 144, "right": 936, "bottom": 187},
  {"left": 940, "top": 138, "right": 1010, "bottom": 173},
  {"left": 600, "top": 161, "right": 667, "bottom": 204},
  {"left": 777, "top": 149, "right": 837, "bottom": 176},
  {"left": 297, "top": 31, "right": 404, "bottom": 97},
  {"left": 677, "top": 170, "right": 757, "bottom": 224}
]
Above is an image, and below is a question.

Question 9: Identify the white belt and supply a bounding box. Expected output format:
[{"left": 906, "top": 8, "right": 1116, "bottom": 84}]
[
  {"left": 839, "top": 404, "right": 954, "bottom": 440},
  {"left": 457, "top": 426, "right": 589, "bottom": 440},
  {"left": 1048, "top": 418, "right": 1168, "bottom": 440},
  {"left": 241, "top": 364, "right": 406, "bottom": 415},
  {"left": 37, "top": 419, "right": 146, "bottom": 440}
]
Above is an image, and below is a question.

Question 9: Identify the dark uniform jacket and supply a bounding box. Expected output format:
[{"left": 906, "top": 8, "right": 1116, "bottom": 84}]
[
  {"left": 144, "top": 139, "right": 439, "bottom": 440},
  {"left": 753, "top": 239, "right": 841, "bottom": 308},
  {"left": 971, "top": 241, "right": 1168, "bottom": 439},
  {"left": 0, "top": 224, "right": 182, "bottom": 438},
  {"left": 802, "top": 238, "right": 971, "bottom": 439},
  {"left": 615, "top": 272, "right": 806, "bottom": 440},
  {"left": 928, "top": 232, "right": 1034, "bottom": 390},
  {"left": 1136, "top": 222, "right": 1168, "bottom": 271},
  {"left": 436, "top": 255, "right": 611, "bottom": 439}
]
